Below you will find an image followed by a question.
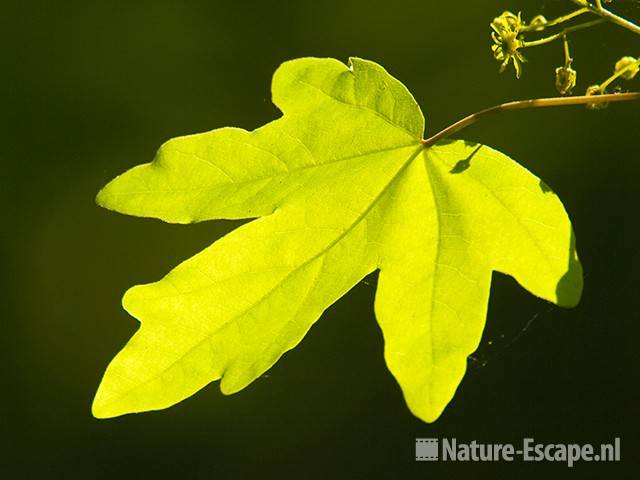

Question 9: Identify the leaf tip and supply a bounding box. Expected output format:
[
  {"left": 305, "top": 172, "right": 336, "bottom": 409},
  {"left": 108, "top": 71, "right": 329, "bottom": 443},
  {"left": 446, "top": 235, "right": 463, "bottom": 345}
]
[
  {"left": 406, "top": 387, "right": 456, "bottom": 424},
  {"left": 121, "top": 284, "right": 148, "bottom": 319},
  {"left": 408, "top": 404, "right": 444, "bottom": 424},
  {"left": 91, "top": 371, "right": 144, "bottom": 419},
  {"left": 91, "top": 384, "right": 119, "bottom": 419},
  {"left": 91, "top": 402, "right": 110, "bottom": 420},
  {"left": 95, "top": 177, "right": 121, "bottom": 212},
  {"left": 219, "top": 372, "right": 245, "bottom": 396},
  {"left": 95, "top": 184, "right": 109, "bottom": 209}
]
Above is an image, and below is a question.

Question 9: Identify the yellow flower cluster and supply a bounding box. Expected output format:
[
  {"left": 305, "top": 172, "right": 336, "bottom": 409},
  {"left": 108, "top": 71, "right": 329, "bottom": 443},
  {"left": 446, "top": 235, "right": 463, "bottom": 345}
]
[{"left": 491, "top": 12, "right": 527, "bottom": 78}]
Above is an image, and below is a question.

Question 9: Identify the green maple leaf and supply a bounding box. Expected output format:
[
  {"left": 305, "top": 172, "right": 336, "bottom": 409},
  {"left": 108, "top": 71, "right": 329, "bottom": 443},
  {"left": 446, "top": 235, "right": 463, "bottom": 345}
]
[{"left": 93, "top": 57, "right": 582, "bottom": 422}]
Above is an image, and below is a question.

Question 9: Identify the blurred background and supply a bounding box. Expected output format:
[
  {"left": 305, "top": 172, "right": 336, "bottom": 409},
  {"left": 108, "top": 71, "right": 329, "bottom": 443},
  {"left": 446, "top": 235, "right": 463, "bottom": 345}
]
[{"left": 2, "top": 0, "right": 639, "bottom": 477}]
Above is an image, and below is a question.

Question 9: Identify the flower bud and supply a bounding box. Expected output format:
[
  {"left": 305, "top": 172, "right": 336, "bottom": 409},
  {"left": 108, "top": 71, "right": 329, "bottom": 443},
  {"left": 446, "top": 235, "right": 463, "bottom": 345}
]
[
  {"left": 529, "top": 15, "right": 547, "bottom": 31},
  {"left": 555, "top": 66, "right": 577, "bottom": 95},
  {"left": 585, "top": 85, "right": 608, "bottom": 110},
  {"left": 614, "top": 56, "right": 639, "bottom": 80}
]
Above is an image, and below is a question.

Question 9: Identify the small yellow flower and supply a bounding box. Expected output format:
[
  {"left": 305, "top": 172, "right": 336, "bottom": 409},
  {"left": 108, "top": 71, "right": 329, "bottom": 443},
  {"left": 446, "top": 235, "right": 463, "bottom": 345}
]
[{"left": 491, "top": 11, "right": 527, "bottom": 79}]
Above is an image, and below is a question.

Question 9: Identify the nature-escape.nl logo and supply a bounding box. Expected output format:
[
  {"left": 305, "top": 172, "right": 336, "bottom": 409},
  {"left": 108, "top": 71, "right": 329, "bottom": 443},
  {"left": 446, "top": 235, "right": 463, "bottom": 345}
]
[{"left": 415, "top": 437, "right": 621, "bottom": 467}]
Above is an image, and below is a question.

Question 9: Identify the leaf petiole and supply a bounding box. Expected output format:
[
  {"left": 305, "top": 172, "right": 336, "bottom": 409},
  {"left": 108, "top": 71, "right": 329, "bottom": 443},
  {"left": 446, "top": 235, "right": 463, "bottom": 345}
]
[{"left": 421, "top": 92, "right": 640, "bottom": 146}]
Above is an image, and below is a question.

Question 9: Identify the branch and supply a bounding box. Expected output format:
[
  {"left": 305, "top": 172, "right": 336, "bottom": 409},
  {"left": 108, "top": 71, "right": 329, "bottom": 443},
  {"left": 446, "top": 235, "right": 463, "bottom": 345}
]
[
  {"left": 522, "top": 19, "right": 606, "bottom": 47},
  {"left": 596, "top": 5, "right": 640, "bottom": 35},
  {"left": 421, "top": 92, "right": 640, "bottom": 146},
  {"left": 569, "top": 0, "right": 640, "bottom": 35}
]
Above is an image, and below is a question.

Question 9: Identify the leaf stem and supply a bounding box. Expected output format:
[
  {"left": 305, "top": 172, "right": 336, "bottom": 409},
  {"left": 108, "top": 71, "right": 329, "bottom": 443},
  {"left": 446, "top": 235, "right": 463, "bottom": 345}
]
[{"left": 421, "top": 92, "right": 640, "bottom": 147}]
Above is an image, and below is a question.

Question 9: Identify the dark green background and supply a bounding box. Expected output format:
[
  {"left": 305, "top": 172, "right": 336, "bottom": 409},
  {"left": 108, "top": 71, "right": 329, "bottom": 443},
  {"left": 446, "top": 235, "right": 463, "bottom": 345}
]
[{"left": 3, "top": 0, "right": 639, "bottom": 477}]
